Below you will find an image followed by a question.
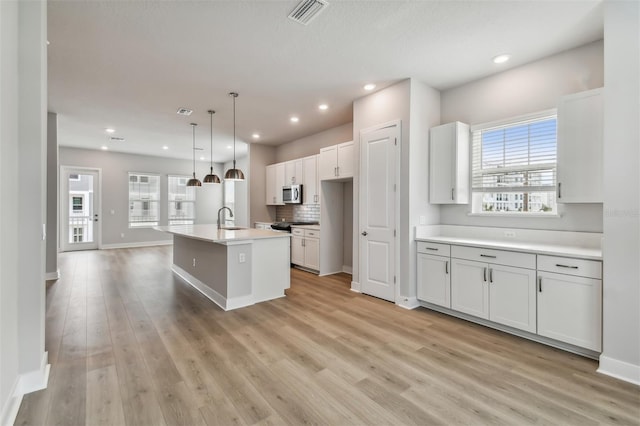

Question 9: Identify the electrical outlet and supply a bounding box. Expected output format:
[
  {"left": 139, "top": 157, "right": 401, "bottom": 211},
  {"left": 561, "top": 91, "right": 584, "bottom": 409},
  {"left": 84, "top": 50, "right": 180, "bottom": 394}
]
[
  {"left": 239, "top": 253, "right": 246, "bottom": 263},
  {"left": 193, "top": 258, "right": 196, "bottom": 267},
  {"left": 110, "top": 209, "right": 115, "bottom": 215},
  {"left": 120, "top": 233, "right": 125, "bottom": 238},
  {"left": 504, "top": 230, "right": 516, "bottom": 238},
  {"left": 419, "top": 215, "right": 426, "bottom": 225}
]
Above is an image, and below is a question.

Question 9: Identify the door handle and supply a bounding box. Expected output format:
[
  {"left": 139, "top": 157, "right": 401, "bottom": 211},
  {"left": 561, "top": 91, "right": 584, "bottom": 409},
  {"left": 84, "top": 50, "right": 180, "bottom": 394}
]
[{"left": 361, "top": 231, "right": 368, "bottom": 236}]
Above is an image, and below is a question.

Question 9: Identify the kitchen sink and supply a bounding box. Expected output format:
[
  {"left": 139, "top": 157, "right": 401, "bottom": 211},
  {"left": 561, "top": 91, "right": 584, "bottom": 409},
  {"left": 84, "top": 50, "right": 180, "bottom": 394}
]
[{"left": 220, "top": 226, "right": 246, "bottom": 231}]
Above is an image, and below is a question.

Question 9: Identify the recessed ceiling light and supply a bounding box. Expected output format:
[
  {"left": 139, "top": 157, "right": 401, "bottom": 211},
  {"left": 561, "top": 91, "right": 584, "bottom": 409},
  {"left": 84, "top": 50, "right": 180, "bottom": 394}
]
[
  {"left": 110, "top": 136, "right": 125, "bottom": 142},
  {"left": 290, "top": 116, "right": 299, "bottom": 123},
  {"left": 105, "top": 128, "right": 115, "bottom": 133},
  {"left": 318, "top": 104, "right": 328, "bottom": 111},
  {"left": 162, "top": 145, "right": 169, "bottom": 150},
  {"left": 101, "top": 146, "right": 108, "bottom": 150},
  {"left": 252, "top": 133, "right": 260, "bottom": 139},
  {"left": 493, "top": 54, "right": 511, "bottom": 64},
  {"left": 364, "top": 83, "right": 376, "bottom": 91}
]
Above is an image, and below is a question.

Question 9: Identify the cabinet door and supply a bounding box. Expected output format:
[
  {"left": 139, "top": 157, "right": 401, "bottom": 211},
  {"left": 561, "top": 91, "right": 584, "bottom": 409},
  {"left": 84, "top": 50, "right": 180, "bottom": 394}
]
[
  {"left": 291, "top": 236, "right": 305, "bottom": 266},
  {"left": 417, "top": 253, "right": 450, "bottom": 308},
  {"left": 429, "top": 123, "right": 455, "bottom": 204},
  {"left": 303, "top": 155, "right": 319, "bottom": 204},
  {"left": 537, "top": 271, "right": 602, "bottom": 351},
  {"left": 304, "top": 238, "right": 320, "bottom": 271},
  {"left": 265, "top": 165, "right": 276, "bottom": 205},
  {"left": 557, "top": 88, "right": 603, "bottom": 203},
  {"left": 337, "top": 141, "right": 354, "bottom": 178},
  {"left": 274, "top": 163, "right": 285, "bottom": 204},
  {"left": 285, "top": 159, "right": 303, "bottom": 185},
  {"left": 489, "top": 264, "right": 536, "bottom": 333},
  {"left": 319, "top": 145, "right": 338, "bottom": 180},
  {"left": 451, "top": 259, "right": 489, "bottom": 319}
]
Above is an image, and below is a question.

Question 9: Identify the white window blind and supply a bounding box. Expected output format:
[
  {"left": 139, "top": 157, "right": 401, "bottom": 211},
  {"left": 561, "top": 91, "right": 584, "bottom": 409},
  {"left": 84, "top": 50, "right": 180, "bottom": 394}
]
[{"left": 472, "top": 114, "right": 557, "bottom": 193}]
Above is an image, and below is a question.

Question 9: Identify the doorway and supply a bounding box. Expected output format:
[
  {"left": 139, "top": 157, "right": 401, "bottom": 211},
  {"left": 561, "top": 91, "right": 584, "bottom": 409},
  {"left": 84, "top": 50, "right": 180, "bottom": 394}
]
[{"left": 61, "top": 167, "right": 101, "bottom": 251}]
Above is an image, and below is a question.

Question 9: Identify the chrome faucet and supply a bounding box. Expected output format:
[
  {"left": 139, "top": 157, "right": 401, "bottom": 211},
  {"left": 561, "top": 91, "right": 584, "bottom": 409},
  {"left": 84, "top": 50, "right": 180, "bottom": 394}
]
[{"left": 217, "top": 206, "right": 234, "bottom": 229}]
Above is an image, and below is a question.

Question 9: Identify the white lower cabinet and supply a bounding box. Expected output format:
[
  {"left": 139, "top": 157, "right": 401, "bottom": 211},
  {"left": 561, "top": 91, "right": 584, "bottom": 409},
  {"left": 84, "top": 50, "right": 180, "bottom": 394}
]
[
  {"left": 450, "top": 259, "right": 488, "bottom": 318},
  {"left": 291, "top": 227, "right": 320, "bottom": 272},
  {"left": 417, "top": 253, "right": 451, "bottom": 308},
  {"left": 489, "top": 264, "right": 536, "bottom": 333},
  {"left": 537, "top": 255, "right": 602, "bottom": 351}
]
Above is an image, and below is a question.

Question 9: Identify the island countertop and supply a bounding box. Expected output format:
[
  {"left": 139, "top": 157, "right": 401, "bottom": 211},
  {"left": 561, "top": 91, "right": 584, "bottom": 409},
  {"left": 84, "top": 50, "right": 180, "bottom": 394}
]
[{"left": 154, "top": 224, "right": 290, "bottom": 244}]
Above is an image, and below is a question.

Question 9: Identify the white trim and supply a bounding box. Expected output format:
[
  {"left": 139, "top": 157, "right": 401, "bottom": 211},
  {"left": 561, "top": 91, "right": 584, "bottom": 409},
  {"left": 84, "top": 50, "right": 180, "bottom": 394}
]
[
  {"left": 45, "top": 269, "right": 60, "bottom": 280},
  {"left": 100, "top": 240, "right": 173, "bottom": 250},
  {"left": 397, "top": 296, "right": 420, "bottom": 310},
  {"left": 470, "top": 108, "right": 557, "bottom": 132},
  {"left": 350, "top": 281, "right": 361, "bottom": 293},
  {"left": 342, "top": 265, "right": 353, "bottom": 274},
  {"left": 597, "top": 355, "right": 640, "bottom": 386},
  {"left": 467, "top": 212, "right": 561, "bottom": 219},
  {"left": 1, "top": 378, "right": 21, "bottom": 426}
]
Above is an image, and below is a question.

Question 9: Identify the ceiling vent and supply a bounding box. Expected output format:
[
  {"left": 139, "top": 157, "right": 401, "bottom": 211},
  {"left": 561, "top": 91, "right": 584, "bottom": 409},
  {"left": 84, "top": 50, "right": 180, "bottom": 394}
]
[
  {"left": 288, "top": 0, "right": 328, "bottom": 25},
  {"left": 110, "top": 136, "right": 125, "bottom": 142},
  {"left": 176, "top": 107, "right": 193, "bottom": 116}
]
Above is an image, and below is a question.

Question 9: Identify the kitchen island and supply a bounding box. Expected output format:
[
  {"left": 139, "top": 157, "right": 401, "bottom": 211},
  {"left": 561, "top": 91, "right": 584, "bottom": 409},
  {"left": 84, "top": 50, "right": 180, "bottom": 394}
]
[{"left": 154, "top": 224, "right": 291, "bottom": 311}]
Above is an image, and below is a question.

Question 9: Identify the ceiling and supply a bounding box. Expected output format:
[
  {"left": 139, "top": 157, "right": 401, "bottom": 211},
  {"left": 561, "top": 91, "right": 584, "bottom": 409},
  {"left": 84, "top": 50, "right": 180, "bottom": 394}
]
[{"left": 48, "top": 0, "right": 604, "bottom": 163}]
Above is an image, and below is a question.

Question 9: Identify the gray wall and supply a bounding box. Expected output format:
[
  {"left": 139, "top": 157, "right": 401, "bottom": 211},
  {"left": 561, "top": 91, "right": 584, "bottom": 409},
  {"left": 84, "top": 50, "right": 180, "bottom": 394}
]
[
  {"left": 601, "top": 1, "right": 639, "bottom": 382},
  {"left": 1, "top": 0, "right": 48, "bottom": 421},
  {"left": 223, "top": 157, "right": 249, "bottom": 227},
  {"left": 46, "top": 113, "right": 58, "bottom": 277},
  {"left": 440, "top": 40, "right": 604, "bottom": 232},
  {"left": 275, "top": 122, "right": 353, "bottom": 163},
  {"left": 60, "top": 147, "right": 232, "bottom": 246},
  {"left": 249, "top": 144, "right": 277, "bottom": 225}
]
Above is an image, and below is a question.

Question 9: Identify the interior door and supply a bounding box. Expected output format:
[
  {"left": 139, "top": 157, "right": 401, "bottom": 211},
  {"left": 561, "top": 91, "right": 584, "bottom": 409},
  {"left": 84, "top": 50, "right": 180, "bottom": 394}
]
[
  {"left": 359, "top": 124, "right": 398, "bottom": 302},
  {"left": 61, "top": 167, "right": 100, "bottom": 251}
]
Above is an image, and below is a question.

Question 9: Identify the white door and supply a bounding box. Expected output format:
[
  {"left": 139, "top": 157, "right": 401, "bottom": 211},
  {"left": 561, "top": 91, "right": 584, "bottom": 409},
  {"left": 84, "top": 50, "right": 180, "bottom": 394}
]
[
  {"left": 429, "top": 123, "right": 455, "bottom": 203},
  {"left": 304, "top": 238, "right": 320, "bottom": 270},
  {"left": 451, "top": 258, "right": 489, "bottom": 319},
  {"left": 291, "top": 236, "right": 305, "bottom": 266},
  {"left": 359, "top": 125, "right": 398, "bottom": 302},
  {"left": 61, "top": 167, "right": 100, "bottom": 251},
  {"left": 417, "top": 253, "right": 451, "bottom": 308},
  {"left": 319, "top": 145, "right": 338, "bottom": 180},
  {"left": 489, "top": 264, "right": 537, "bottom": 333}
]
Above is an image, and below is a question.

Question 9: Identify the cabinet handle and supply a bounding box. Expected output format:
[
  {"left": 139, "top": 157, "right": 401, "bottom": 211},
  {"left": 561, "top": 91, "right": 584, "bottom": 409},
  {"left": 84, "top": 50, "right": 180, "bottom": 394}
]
[
  {"left": 538, "top": 276, "right": 542, "bottom": 292},
  {"left": 558, "top": 182, "right": 562, "bottom": 199},
  {"left": 334, "top": 167, "right": 337, "bottom": 176},
  {"left": 489, "top": 268, "right": 493, "bottom": 283},
  {"left": 337, "top": 166, "right": 340, "bottom": 176},
  {"left": 425, "top": 247, "right": 439, "bottom": 251},
  {"left": 451, "top": 188, "right": 454, "bottom": 200},
  {"left": 555, "top": 264, "right": 578, "bottom": 269},
  {"left": 302, "top": 239, "right": 305, "bottom": 247},
  {"left": 483, "top": 267, "right": 487, "bottom": 282},
  {"left": 445, "top": 261, "right": 449, "bottom": 274},
  {"left": 480, "top": 254, "right": 496, "bottom": 259}
]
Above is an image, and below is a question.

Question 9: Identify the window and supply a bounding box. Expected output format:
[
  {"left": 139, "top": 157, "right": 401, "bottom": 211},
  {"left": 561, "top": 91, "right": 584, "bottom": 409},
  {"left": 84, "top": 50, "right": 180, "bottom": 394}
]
[
  {"left": 129, "top": 173, "right": 160, "bottom": 227},
  {"left": 72, "top": 196, "right": 83, "bottom": 212},
  {"left": 168, "top": 175, "right": 196, "bottom": 225},
  {"left": 471, "top": 111, "right": 557, "bottom": 214},
  {"left": 72, "top": 226, "right": 84, "bottom": 243}
]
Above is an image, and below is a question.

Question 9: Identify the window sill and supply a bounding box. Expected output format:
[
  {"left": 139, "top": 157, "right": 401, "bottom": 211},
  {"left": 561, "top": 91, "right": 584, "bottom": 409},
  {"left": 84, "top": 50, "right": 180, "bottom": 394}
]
[{"left": 467, "top": 212, "right": 562, "bottom": 219}]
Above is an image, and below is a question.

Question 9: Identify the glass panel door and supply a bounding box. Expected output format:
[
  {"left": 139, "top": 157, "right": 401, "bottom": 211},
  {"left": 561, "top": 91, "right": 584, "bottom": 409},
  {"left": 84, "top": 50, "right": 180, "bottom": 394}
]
[{"left": 62, "top": 168, "right": 100, "bottom": 251}]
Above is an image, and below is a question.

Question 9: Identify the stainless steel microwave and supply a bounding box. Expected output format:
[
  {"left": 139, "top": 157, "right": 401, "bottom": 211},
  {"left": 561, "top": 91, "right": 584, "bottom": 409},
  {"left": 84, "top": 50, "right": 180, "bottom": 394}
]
[{"left": 283, "top": 185, "right": 302, "bottom": 204}]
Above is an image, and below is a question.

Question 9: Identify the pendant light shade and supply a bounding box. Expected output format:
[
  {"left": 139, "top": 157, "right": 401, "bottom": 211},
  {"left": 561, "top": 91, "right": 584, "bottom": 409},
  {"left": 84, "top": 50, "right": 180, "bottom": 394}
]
[
  {"left": 203, "top": 109, "right": 221, "bottom": 184},
  {"left": 186, "top": 123, "right": 202, "bottom": 187},
  {"left": 224, "top": 92, "right": 245, "bottom": 181}
]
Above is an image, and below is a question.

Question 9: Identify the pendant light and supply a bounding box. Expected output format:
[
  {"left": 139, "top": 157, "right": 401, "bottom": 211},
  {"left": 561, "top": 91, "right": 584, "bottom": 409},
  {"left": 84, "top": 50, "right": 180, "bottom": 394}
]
[
  {"left": 186, "top": 123, "right": 202, "bottom": 187},
  {"left": 224, "top": 92, "right": 245, "bottom": 181},
  {"left": 203, "top": 109, "right": 221, "bottom": 183}
]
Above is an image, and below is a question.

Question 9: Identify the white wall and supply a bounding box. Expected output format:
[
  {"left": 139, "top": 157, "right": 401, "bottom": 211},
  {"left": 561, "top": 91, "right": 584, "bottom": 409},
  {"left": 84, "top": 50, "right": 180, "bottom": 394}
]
[
  {"left": 249, "top": 143, "right": 277, "bottom": 225},
  {"left": 59, "top": 147, "right": 230, "bottom": 246},
  {"left": 46, "top": 113, "right": 59, "bottom": 277},
  {"left": 599, "top": 0, "right": 640, "bottom": 385},
  {"left": 1, "top": 1, "right": 48, "bottom": 424},
  {"left": 223, "top": 157, "right": 249, "bottom": 227},
  {"left": 275, "top": 122, "right": 353, "bottom": 163},
  {"left": 440, "top": 40, "right": 604, "bottom": 232}
]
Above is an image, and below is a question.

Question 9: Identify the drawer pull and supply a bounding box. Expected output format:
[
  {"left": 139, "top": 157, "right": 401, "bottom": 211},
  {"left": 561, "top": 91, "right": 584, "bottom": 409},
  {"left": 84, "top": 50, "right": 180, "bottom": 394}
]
[
  {"left": 480, "top": 254, "right": 497, "bottom": 259},
  {"left": 425, "top": 247, "right": 439, "bottom": 251},
  {"left": 445, "top": 261, "right": 449, "bottom": 275},
  {"left": 489, "top": 268, "right": 493, "bottom": 283},
  {"left": 538, "top": 276, "right": 542, "bottom": 292},
  {"left": 555, "top": 264, "right": 578, "bottom": 269},
  {"left": 483, "top": 267, "right": 487, "bottom": 282}
]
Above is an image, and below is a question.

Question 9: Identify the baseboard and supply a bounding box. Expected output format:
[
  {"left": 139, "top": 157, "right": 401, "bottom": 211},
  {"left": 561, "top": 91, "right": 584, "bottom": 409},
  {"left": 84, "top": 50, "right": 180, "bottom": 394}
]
[
  {"left": 16, "top": 352, "right": 50, "bottom": 396},
  {"left": 45, "top": 269, "right": 60, "bottom": 280},
  {"left": 101, "top": 240, "right": 173, "bottom": 250},
  {"left": 342, "top": 265, "right": 353, "bottom": 274},
  {"left": 1, "top": 378, "right": 21, "bottom": 426},
  {"left": 350, "top": 281, "right": 361, "bottom": 293},
  {"left": 598, "top": 355, "right": 640, "bottom": 386},
  {"left": 397, "top": 296, "right": 420, "bottom": 310}
]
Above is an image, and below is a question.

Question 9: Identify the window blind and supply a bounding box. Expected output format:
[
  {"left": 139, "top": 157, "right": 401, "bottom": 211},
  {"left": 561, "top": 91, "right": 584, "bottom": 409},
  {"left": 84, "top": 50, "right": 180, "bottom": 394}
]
[{"left": 471, "top": 115, "right": 557, "bottom": 193}]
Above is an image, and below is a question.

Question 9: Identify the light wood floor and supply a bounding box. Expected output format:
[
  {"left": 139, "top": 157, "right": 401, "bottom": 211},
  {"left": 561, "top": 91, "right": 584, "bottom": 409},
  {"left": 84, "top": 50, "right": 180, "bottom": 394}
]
[{"left": 15, "top": 246, "right": 639, "bottom": 426}]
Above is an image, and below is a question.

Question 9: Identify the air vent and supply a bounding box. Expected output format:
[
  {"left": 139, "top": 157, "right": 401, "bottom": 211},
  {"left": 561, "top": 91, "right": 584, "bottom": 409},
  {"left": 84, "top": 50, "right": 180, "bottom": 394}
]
[
  {"left": 176, "top": 107, "right": 193, "bottom": 116},
  {"left": 288, "top": 0, "right": 328, "bottom": 25},
  {"left": 110, "top": 137, "right": 125, "bottom": 142}
]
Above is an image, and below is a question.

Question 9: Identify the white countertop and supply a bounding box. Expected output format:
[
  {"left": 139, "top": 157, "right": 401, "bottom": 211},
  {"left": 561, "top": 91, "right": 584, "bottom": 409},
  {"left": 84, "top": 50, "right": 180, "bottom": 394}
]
[
  {"left": 415, "top": 225, "right": 602, "bottom": 260},
  {"left": 291, "top": 224, "right": 320, "bottom": 230},
  {"left": 155, "top": 224, "right": 291, "bottom": 244}
]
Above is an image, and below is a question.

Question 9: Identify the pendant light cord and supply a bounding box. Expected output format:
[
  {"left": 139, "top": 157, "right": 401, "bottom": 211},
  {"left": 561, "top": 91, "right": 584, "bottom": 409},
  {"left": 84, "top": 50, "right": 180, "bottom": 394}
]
[
  {"left": 191, "top": 123, "right": 196, "bottom": 178},
  {"left": 209, "top": 110, "right": 214, "bottom": 173},
  {"left": 233, "top": 93, "right": 237, "bottom": 169}
]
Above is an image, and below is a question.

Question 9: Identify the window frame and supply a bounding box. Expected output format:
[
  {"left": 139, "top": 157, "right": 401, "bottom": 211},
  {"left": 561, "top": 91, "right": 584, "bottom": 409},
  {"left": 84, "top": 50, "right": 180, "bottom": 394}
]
[
  {"left": 128, "top": 172, "right": 161, "bottom": 228},
  {"left": 470, "top": 109, "right": 558, "bottom": 216},
  {"left": 168, "top": 175, "right": 196, "bottom": 225}
]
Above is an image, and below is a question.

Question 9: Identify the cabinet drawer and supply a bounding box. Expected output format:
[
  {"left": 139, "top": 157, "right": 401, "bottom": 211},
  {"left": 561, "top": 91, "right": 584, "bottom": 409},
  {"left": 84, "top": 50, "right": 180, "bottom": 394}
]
[
  {"left": 451, "top": 245, "right": 536, "bottom": 269},
  {"left": 291, "top": 228, "right": 304, "bottom": 236},
  {"left": 537, "top": 255, "right": 602, "bottom": 279},
  {"left": 304, "top": 229, "right": 319, "bottom": 238},
  {"left": 416, "top": 241, "right": 450, "bottom": 257}
]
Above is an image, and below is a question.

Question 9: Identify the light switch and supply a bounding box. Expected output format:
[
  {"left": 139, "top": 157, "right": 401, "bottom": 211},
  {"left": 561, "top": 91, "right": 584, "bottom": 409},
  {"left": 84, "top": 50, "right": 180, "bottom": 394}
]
[
  {"left": 110, "top": 209, "right": 115, "bottom": 215},
  {"left": 239, "top": 253, "right": 246, "bottom": 263}
]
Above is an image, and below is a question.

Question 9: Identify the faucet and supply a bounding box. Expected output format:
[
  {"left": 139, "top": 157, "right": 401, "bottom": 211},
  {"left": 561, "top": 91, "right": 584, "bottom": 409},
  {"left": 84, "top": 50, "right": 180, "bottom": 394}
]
[{"left": 217, "top": 206, "right": 234, "bottom": 229}]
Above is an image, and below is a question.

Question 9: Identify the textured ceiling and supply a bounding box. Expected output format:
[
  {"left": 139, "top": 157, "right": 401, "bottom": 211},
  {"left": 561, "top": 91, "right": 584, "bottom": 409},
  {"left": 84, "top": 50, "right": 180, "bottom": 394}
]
[{"left": 48, "top": 0, "right": 604, "bottom": 162}]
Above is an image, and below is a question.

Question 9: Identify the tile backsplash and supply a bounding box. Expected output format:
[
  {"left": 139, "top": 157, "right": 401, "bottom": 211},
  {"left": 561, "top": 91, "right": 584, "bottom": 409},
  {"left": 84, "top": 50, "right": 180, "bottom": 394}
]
[{"left": 275, "top": 204, "right": 320, "bottom": 223}]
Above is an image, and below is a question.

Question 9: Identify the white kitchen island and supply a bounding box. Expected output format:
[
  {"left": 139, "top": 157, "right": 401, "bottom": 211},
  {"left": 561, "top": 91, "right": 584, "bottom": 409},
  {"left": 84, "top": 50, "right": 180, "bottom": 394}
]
[{"left": 155, "top": 225, "right": 291, "bottom": 311}]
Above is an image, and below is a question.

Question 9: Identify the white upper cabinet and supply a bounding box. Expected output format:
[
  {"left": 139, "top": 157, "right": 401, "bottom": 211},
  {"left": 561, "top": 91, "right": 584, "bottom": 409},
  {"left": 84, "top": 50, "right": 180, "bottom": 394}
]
[
  {"left": 284, "top": 159, "right": 303, "bottom": 186},
  {"left": 319, "top": 141, "right": 354, "bottom": 180},
  {"left": 556, "top": 88, "right": 603, "bottom": 203},
  {"left": 429, "top": 122, "right": 470, "bottom": 204},
  {"left": 302, "top": 155, "right": 320, "bottom": 204},
  {"left": 265, "top": 163, "right": 284, "bottom": 205}
]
